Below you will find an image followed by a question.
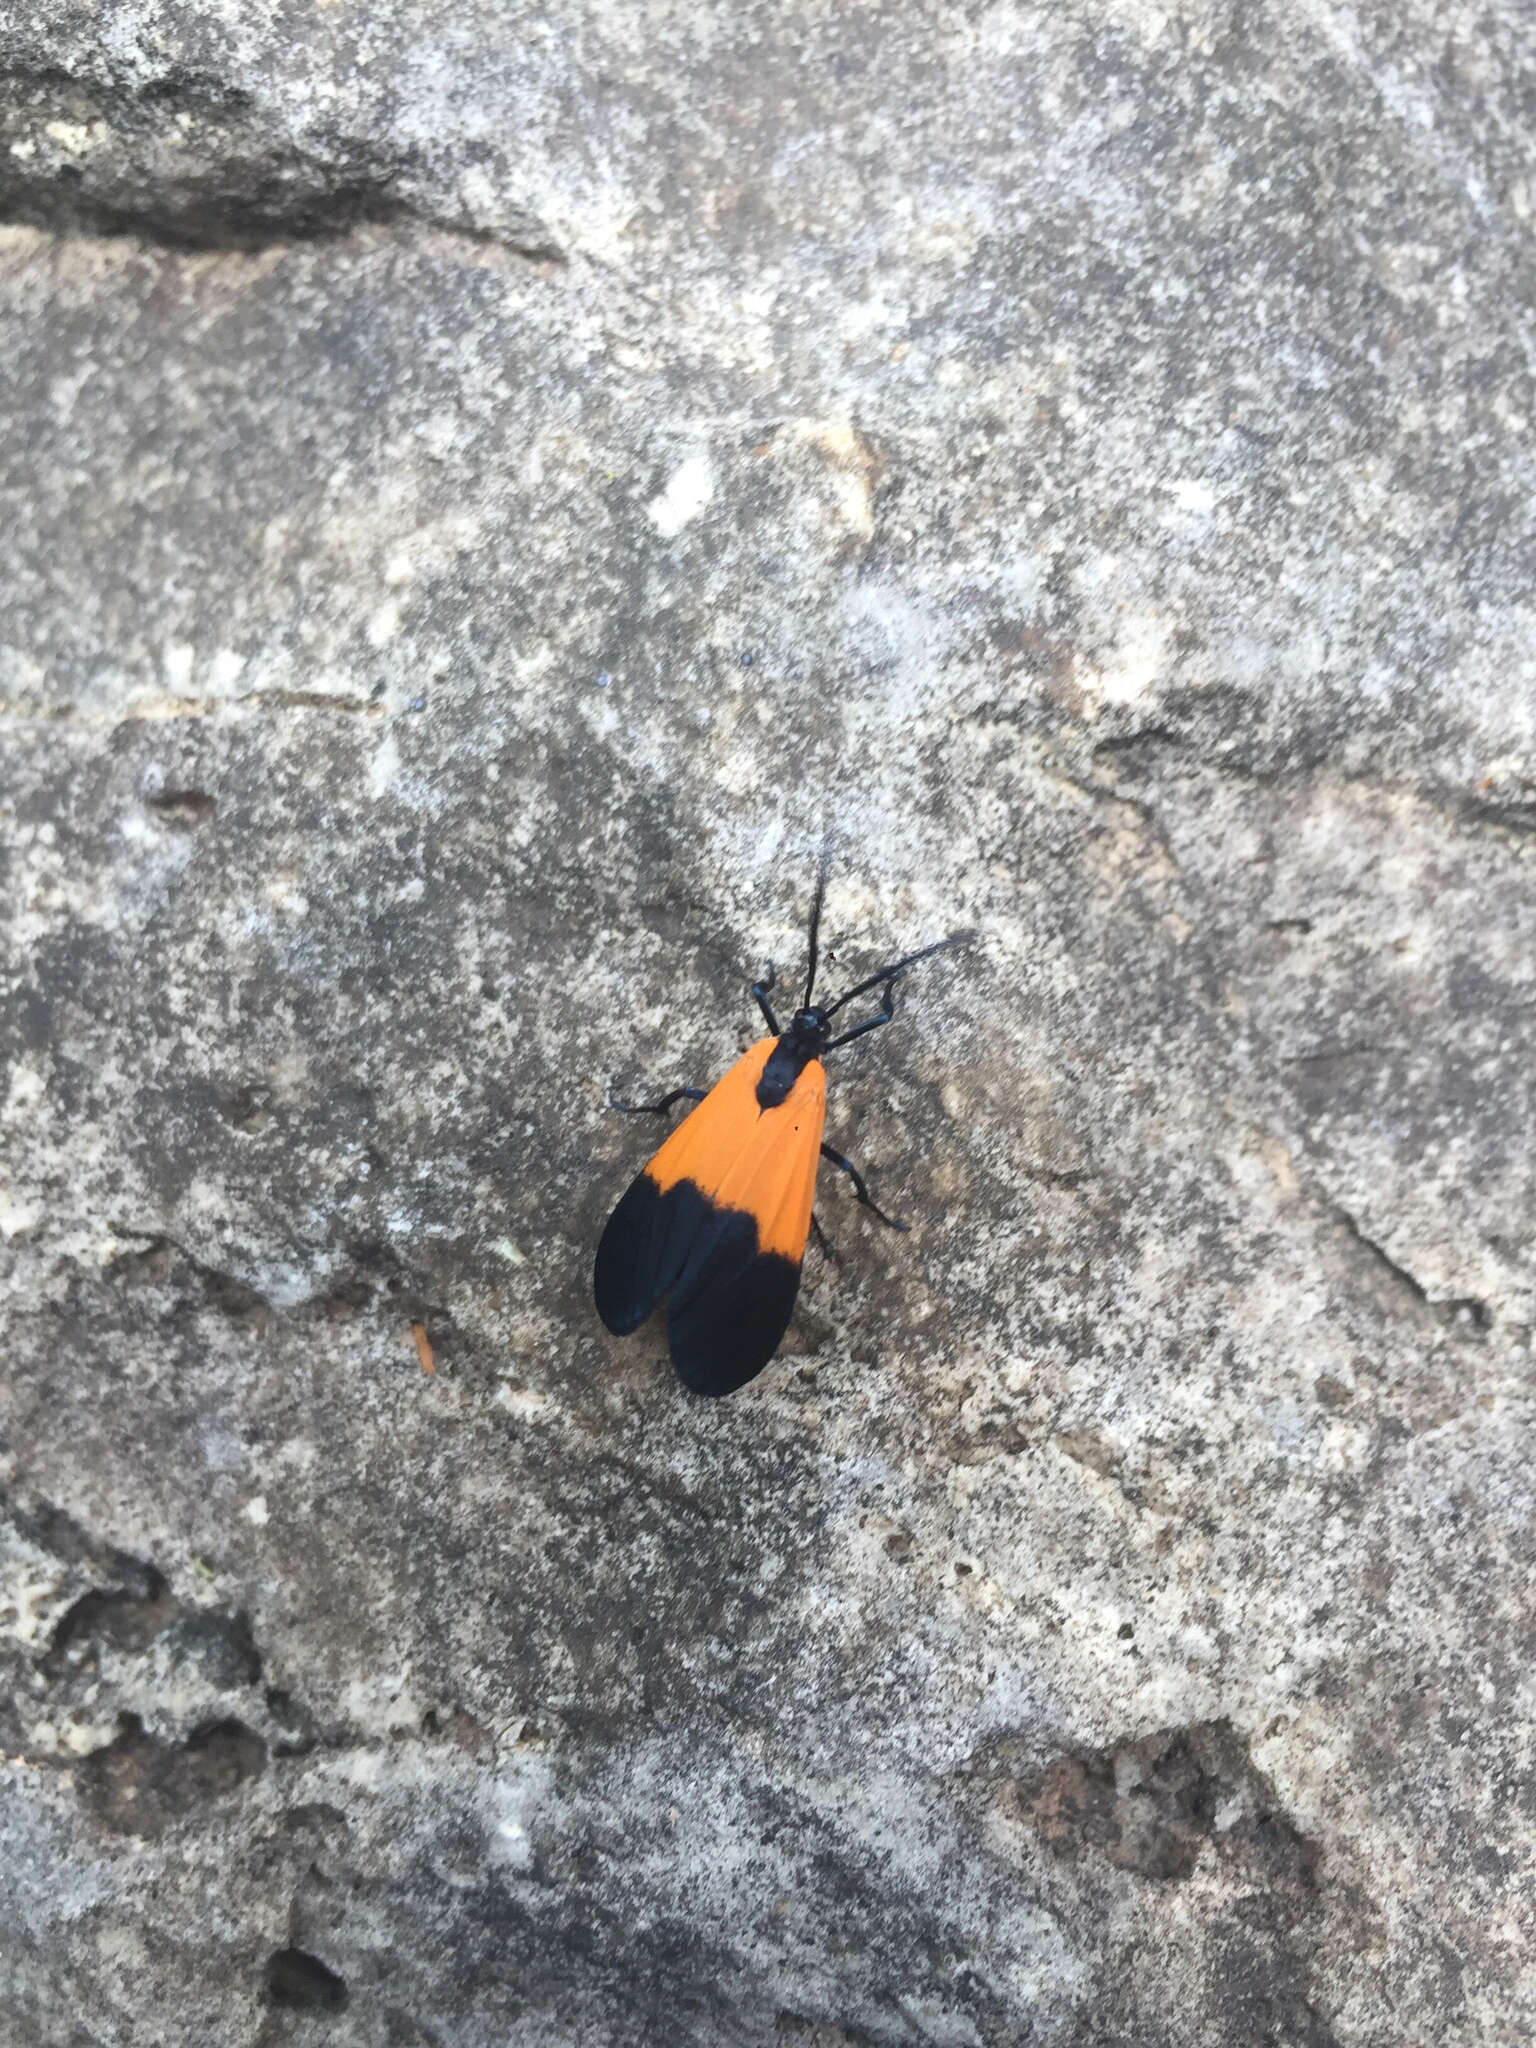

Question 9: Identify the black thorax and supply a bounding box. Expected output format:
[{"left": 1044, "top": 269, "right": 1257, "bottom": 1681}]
[{"left": 755, "top": 1007, "right": 830, "bottom": 1109}]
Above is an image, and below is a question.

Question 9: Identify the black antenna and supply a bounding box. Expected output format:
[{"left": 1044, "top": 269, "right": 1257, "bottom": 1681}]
[
  {"left": 824, "top": 929, "right": 977, "bottom": 1018},
  {"left": 803, "top": 836, "right": 835, "bottom": 1007}
]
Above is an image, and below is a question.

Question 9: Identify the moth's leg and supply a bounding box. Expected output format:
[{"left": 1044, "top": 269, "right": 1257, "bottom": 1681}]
[
  {"left": 751, "top": 963, "right": 782, "bottom": 1035},
  {"left": 824, "top": 976, "right": 899, "bottom": 1050},
  {"left": 820, "top": 1142, "right": 909, "bottom": 1232},
  {"left": 610, "top": 1087, "right": 707, "bottom": 1115},
  {"left": 809, "top": 1212, "right": 840, "bottom": 1264}
]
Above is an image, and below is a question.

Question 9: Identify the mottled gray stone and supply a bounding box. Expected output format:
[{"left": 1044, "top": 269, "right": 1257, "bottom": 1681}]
[{"left": 1, "top": 3, "right": 1533, "bottom": 2044}]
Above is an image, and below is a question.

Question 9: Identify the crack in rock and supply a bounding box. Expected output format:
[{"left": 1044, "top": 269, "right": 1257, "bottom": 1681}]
[
  {"left": 107, "top": 1231, "right": 278, "bottom": 1332},
  {"left": 0, "top": 61, "right": 563, "bottom": 257},
  {"left": 1330, "top": 1207, "right": 1493, "bottom": 1335},
  {"left": 105, "top": 1226, "right": 457, "bottom": 1349}
]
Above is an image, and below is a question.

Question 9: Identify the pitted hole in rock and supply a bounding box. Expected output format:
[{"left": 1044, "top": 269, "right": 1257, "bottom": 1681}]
[
  {"left": 1018, "top": 1719, "right": 1321, "bottom": 1888},
  {"left": 310, "top": 1272, "right": 373, "bottom": 1320},
  {"left": 196, "top": 1263, "right": 276, "bottom": 1330},
  {"left": 160, "top": 1608, "right": 263, "bottom": 1689},
  {"left": 264, "top": 1946, "right": 350, "bottom": 2012},
  {"left": 78, "top": 1713, "right": 267, "bottom": 1836},
  {"left": 43, "top": 1566, "right": 177, "bottom": 1674},
  {"left": 219, "top": 1082, "right": 277, "bottom": 1133},
  {"left": 181, "top": 1716, "right": 269, "bottom": 1799},
  {"left": 265, "top": 1685, "right": 320, "bottom": 1759},
  {"left": 146, "top": 789, "right": 216, "bottom": 828}
]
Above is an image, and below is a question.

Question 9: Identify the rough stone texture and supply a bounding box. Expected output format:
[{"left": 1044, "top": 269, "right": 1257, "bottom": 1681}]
[{"left": 1, "top": 2, "right": 1533, "bottom": 2043}]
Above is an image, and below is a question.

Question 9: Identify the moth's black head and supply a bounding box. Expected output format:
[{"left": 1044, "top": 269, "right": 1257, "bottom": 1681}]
[{"left": 789, "top": 1005, "right": 831, "bottom": 1047}]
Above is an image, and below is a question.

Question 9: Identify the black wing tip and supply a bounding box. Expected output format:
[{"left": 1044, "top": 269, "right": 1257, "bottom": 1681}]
[
  {"left": 592, "top": 1171, "right": 669, "bottom": 1335},
  {"left": 594, "top": 1292, "right": 650, "bottom": 1338},
  {"left": 667, "top": 1247, "right": 802, "bottom": 1399},
  {"left": 595, "top": 1178, "right": 807, "bottom": 1399},
  {"left": 674, "top": 1354, "right": 776, "bottom": 1399}
]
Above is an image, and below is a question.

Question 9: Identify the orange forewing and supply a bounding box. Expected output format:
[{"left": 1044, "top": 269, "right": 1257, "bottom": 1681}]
[{"left": 642, "top": 1037, "right": 826, "bottom": 1262}]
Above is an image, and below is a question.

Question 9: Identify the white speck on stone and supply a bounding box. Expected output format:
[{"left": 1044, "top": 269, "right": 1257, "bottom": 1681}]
[
  {"left": 5, "top": 1056, "right": 45, "bottom": 1113},
  {"left": 1168, "top": 479, "right": 1215, "bottom": 512},
  {"left": 244, "top": 1495, "right": 269, "bottom": 1526},
  {"left": 456, "top": 166, "right": 498, "bottom": 223},
  {"left": 1093, "top": 613, "right": 1171, "bottom": 705},
  {"left": 163, "top": 642, "right": 195, "bottom": 692},
  {"left": 1212, "top": 1791, "right": 1248, "bottom": 1832},
  {"left": 648, "top": 453, "right": 714, "bottom": 537},
  {"left": 0, "top": 1195, "right": 39, "bottom": 1239},
  {"left": 208, "top": 647, "right": 245, "bottom": 691},
  {"left": 487, "top": 1760, "right": 551, "bottom": 1872},
  {"left": 840, "top": 288, "right": 904, "bottom": 341},
  {"left": 495, "top": 1384, "right": 551, "bottom": 1420},
  {"left": 366, "top": 598, "right": 401, "bottom": 648},
  {"left": 830, "top": 469, "right": 875, "bottom": 540},
  {"left": 44, "top": 121, "right": 99, "bottom": 154},
  {"left": 1101, "top": 0, "right": 1171, "bottom": 46},
  {"left": 263, "top": 878, "right": 309, "bottom": 917},
  {"left": 368, "top": 730, "right": 400, "bottom": 800},
  {"left": 495, "top": 1818, "right": 533, "bottom": 1868}
]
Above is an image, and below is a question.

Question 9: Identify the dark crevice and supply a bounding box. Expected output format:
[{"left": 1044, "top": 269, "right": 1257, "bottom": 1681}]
[
  {"left": 1092, "top": 724, "right": 1189, "bottom": 758},
  {"left": 194, "top": 1263, "right": 276, "bottom": 1328},
  {"left": 43, "top": 1570, "right": 176, "bottom": 1674},
  {"left": 776, "top": 2014, "right": 876, "bottom": 2044},
  {"left": 162, "top": 1608, "right": 264, "bottom": 1689},
  {"left": 1283, "top": 1043, "right": 1399, "bottom": 1065},
  {"left": 308, "top": 1273, "right": 374, "bottom": 1320},
  {"left": 77, "top": 1712, "right": 267, "bottom": 1836},
  {"left": 106, "top": 1224, "right": 458, "bottom": 1351},
  {"left": 145, "top": 789, "right": 216, "bottom": 828},
  {"left": 1333, "top": 1208, "right": 1433, "bottom": 1307},
  {"left": 265, "top": 1686, "right": 322, "bottom": 1759},
  {"left": 1442, "top": 1296, "right": 1494, "bottom": 1332},
  {"left": 107, "top": 1228, "right": 276, "bottom": 1328},
  {"left": 9, "top": 1497, "right": 133, "bottom": 1575},
  {"left": 246, "top": 690, "right": 382, "bottom": 714},
  {"left": 264, "top": 1946, "right": 350, "bottom": 2012},
  {"left": 1050, "top": 758, "right": 1189, "bottom": 875},
  {"left": 1330, "top": 1207, "right": 1491, "bottom": 1334},
  {"left": 0, "top": 61, "right": 564, "bottom": 260},
  {"left": 1059, "top": 732, "right": 1536, "bottom": 854},
  {"left": 1464, "top": 795, "right": 1536, "bottom": 838}
]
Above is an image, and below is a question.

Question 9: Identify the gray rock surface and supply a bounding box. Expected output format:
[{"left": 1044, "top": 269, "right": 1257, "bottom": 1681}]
[{"left": 1, "top": 3, "right": 1533, "bottom": 2043}]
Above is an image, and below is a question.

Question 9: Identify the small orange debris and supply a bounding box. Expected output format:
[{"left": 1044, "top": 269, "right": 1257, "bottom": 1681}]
[{"left": 410, "top": 1320, "right": 435, "bottom": 1375}]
